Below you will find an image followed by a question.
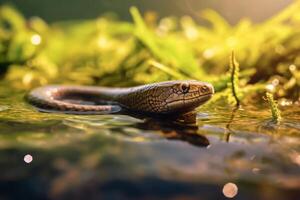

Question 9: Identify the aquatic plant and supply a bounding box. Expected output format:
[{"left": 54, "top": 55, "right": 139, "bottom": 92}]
[
  {"left": 0, "top": 2, "right": 299, "bottom": 105},
  {"left": 266, "top": 92, "right": 282, "bottom": 123},
  {"left": 228, "top": 51, "right": 241, "bottom": 106}
]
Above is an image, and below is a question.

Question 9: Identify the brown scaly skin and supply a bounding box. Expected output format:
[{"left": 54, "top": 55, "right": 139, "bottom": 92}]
[{"left": 26, "top": 80, "right": 214, "bottom": 115}]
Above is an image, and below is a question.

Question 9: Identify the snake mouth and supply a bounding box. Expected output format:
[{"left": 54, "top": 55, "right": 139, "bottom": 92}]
[
  {"left": 166, "top": 92, "right": 214, "bottom": 105},
  {"left": 198, "top": 92, "right": 213, "bottom": 103},
  {"left": 164, "top": 92, "right": 213, "bottom": 114},
  {"left": 185, "top": 92, "right": 214, "bottom": 103}
]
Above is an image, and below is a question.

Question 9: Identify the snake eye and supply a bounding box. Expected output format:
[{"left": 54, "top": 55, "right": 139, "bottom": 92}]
[
  {"left": 180, "top": 82, "right": 190, "bottom": 94},
  {"left": 200, "top": 85, "right": 209, "bottom": 93}
]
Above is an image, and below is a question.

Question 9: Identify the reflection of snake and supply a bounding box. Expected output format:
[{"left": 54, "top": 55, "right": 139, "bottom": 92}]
[
  {"left": 27, "top": 80, "right": 214, "bottom": 115},
  {"left": 135, "top": 114, "right": 210, "bottom": 147}
]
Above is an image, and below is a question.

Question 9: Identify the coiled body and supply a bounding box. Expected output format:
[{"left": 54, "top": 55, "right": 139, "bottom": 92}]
[{"left": 27, "top": 80, "right": 214, "bottom": 115}]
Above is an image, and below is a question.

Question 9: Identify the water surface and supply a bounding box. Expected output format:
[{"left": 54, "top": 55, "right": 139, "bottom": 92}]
[{"left": 0, "top": 84, "right": 299, "bottom": 200}]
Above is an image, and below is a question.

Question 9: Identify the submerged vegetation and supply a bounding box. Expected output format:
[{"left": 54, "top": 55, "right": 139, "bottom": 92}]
[{"left": 0, "top": 2, "right": 299, "bottom": 115}]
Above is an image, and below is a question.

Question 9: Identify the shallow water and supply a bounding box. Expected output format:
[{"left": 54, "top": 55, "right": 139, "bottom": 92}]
[{"left": 0, "top": 84, "right": 300, "bottom": 200}]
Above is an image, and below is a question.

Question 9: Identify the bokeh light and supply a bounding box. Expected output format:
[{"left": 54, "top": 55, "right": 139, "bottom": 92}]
[
  {"left": 31, "top": 34, "right": 42, "bottom": 45},
  {"left": 24, "top": 154, "right": 33, "bottom": 164},
  {"left": 222, "top": 182, "right": 238, "bottom": 198}
]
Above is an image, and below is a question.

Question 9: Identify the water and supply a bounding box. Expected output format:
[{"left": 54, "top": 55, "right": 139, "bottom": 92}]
[{"left": 0, "top": 84, "right": 300, "bottom": 200}]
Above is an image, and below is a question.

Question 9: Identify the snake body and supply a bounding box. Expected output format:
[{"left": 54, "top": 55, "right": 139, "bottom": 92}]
[{"left": 27, "top": 80, "right": 214, "bottom": 115}]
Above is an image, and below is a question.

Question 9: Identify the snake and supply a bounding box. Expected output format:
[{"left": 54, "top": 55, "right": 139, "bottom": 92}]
[{"left": 27, "top": 80, "right": 214, "bottom": 115}]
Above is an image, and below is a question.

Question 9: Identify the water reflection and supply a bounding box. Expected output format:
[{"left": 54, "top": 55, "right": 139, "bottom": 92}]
[
  {"left": 105, "top": 110, "right": 210, "bottom": 147},
  {"left": 0, "top": 88, "right": 300, "bottom": 199},
  {"left": 134, "top": 117, "right": 210, "bottom": 147}
]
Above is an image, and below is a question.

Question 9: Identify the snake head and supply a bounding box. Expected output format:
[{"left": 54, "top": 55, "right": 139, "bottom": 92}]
[
  {"left": 118, "top": 80, "right": 214, "bottom": 114},
  {"left": 162, "top": 80, "right": 214, "bottom": 114}
]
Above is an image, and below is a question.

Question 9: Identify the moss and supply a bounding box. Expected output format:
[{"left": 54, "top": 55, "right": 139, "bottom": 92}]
[{"left": 0, "top": 3, "right": 299, "bottom": 102}]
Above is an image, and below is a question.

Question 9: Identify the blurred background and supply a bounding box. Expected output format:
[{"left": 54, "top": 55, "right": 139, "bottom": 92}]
[{"left": 1, "top": 0, "right": 293, "bottom": 23}]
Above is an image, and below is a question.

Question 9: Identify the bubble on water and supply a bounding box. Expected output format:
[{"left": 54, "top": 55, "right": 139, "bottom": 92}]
[
  {"left": 24, "top": 154, "right": 33, "bottom": 164},
  {"left": 223, "top": 182, "right": 238, "bottom": 198}
]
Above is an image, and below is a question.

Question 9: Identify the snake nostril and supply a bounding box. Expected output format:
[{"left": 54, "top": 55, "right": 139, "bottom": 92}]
[{"left": 200, "top": 85, "right": 209, "bottom": 93}]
